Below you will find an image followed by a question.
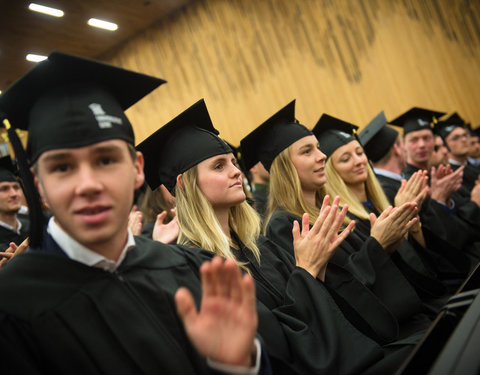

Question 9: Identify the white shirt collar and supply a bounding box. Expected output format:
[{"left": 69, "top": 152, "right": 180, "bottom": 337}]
[
  {"left": 47, "top": 217, "right": 136, "bottom": 272},
  {"left": 373, "top": 168, "right": 403, "bottom": 182},
  {"left": 448, "top": 159, "right": 464, "bottom": 166},
  {"left": 0, "top": 218, "right": 22, "bottom": 234}
]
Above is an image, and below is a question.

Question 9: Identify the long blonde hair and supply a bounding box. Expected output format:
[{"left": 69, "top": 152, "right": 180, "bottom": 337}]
[
  {"left": 324, "top": 158, "right": 391, "bottom": 220},
  {"left": 264, "top": 147, "right": 327, "bottom": 229},
  {"left": 176, "top": 166, "right": 261, "bottom": 266}
]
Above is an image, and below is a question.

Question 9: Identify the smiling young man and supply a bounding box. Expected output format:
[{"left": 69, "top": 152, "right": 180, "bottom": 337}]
[{"left": 0, "top": 52, "right": 266, "bottom": 374}]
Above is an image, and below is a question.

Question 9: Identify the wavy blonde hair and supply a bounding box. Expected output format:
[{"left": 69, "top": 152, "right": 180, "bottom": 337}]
[
  {"left": 324, "top": 157, "right": 391, "bottom": 220},
  {"left": 176, "top": 165, "right": 261, "bottom": 267},
  {"left": 264, "top": 147, "right": 329, "bottom": 229}
]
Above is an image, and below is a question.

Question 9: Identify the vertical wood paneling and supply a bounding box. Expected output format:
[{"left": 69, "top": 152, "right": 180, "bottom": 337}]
[{"left": 100, "top": 0, "right": 480, "bottom": 145}]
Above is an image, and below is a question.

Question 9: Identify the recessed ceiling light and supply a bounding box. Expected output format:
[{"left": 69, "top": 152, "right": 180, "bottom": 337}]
[
  {"left": 29, "top": 3, "right": 64, "bottom": 17},
  {"left": 26, "top": 54, "right": 47, "bottom": 62},
  {"left": 87, "top": 18, "right": 118, "bottom": 31}
]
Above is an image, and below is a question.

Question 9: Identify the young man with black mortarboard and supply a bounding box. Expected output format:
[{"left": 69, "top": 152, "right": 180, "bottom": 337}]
[
  {"left": 0, "top": 155, "right": 29, "bottom": 252},
  {"left": 389, "top": 108, "right": 464, "bottom": 213},
  {"left": 468, "top": 127, "right": 480, "bottom": 167},
  {"left": 0, "top": 52, "right": 268, "bottom": 374},
  {"left": 435, "top": 113, "right": 480, "bottom": 193}
]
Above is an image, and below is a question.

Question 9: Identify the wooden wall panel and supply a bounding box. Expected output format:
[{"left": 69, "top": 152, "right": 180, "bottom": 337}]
[{"left": 102, "top": 0, "right": 480, "bottom": 146}]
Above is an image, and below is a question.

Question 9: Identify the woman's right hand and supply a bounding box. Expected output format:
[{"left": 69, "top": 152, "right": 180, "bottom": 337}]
[
  {"left": 292, "top": 195, "right": 355, "bottom": 281},
  {"left": 370, "top": 202, "right": 418, "bottom": 253}
]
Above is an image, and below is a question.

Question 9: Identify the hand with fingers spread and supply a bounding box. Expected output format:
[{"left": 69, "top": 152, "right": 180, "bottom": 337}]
[
  {"left": 394, "top": 170, "right": 429, "bottom": 211},
  {"left": 370, "top": 203, "right": 418, "bottom": 253},
  {"left": 0, "top": 237, "right": 29, "bottom": 269},
  {"left": 430, "top": 165, "right": 463, "bottom": 205},
  {"left": 175, "top": 257, "right": 257, "bottom": 367},
  {"left": 292, "top": 195, "right": 355, "bottom": 281},
  {"left": 128, "top": 205, "right": 143, "bottom": 236},
  {"left": 152, "top": 208, "right": 179, "bottom": 244}
]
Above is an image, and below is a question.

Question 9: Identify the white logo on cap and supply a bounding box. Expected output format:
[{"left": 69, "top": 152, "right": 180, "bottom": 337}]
[
  {"left": 88, "top": 103, "right": 123, "bottom": 129},
  {"left": 417, "top": 119, "right": 429, "bottom": 127}
]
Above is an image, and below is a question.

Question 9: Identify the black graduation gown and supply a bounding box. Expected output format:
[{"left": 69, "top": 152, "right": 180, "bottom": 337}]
[
  {"left": 265, "top": 209, "right": 430, "bottom": 344},
  {"left": 188, "top": 233, "right": 398, "bottom": 374},
  {"left": 346, "top": 203, "right": 454, "bottom": 321},
  {"left": 0, "top": 214, "right": 29, "bottom": 252},
  {"left": 251, "top": 184, "right": 268, "bottom": 221},
  {"left": 375, "top": 173, "right": 473, "bottom": 278},
  {"left": 0, "top": 234, "right": 274, "bottom": 375},
  {"left": 450, "top": 161, "right": 480, "bottom": 193}
]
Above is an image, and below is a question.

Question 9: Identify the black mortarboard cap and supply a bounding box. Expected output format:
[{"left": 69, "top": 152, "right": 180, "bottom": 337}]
[
  {"left": 0, "top": 51, "right": 165, "bottom": 162},
  {"left": 137, "top": 99, "right": 232, "bottom": 195},
  {"left": 312, "top": 114, "right": 359, "bottom": 158},
  {"left": 445, "top": 112, "right": 467, "bottom": 126},
  {"left": 0, "top": 155, "right": 17, "bottom": 183},
  {"left": 359, "top": 111, "right": 399, "bottom": 162},
  {"left": 0, "top": 51, "right": 165, "bottom": 247},
  {"left": 240, "top": 100, "right": 312, "bottom": 172},
  {"left": 389, "top": 107, "right": 445, "bottom": 135},
  {"left": 434, "top": 112, "right": 469, "bottom": 140}
]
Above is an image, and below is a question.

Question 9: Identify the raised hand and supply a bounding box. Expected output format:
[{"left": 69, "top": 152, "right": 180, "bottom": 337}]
[
  {"left": 152, "top": 209, "right": 179, "bottom": 244},
  {"left": 175, "top": 257, "right": 257, "bottom": 367},
  {"left": 370, "top": 203, "right": 418, "bottom": 253},
  {"left": 0, "top": 237, "right": 29, "bottom": 269},
  {"left": 430, "top": 165, "right": 463, "bottom": 204},
  {"left": 128, "top": 205, "right": 143, "bottom": 235},
  {"left": 292, "top": 195, "right": 355, "bottom": 281}
]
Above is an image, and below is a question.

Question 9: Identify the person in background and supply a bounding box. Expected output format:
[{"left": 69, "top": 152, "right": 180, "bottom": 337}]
[
  {"left": 0, "top": 155, "right": 29, "bottom": 251},
  {"left": 248, "top": 161, "right": 270, "bottom": 221},
  {"left": 468, "top": 127, "right": 480, "bottom": 166},
  {"left": 430, "top": 135, "right": 449, "bottom": 167},
  {"left": 435, "top": 113, "right": 480, "bottom": 192}
]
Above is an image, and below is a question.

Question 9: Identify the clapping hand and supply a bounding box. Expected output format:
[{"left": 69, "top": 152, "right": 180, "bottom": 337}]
[{"left": 292, "top": 195, "right": 355, "bottom": 281}]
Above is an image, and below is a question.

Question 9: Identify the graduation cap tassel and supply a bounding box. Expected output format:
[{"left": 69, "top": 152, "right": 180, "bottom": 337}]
[{"left": 2, "top": 116, "right": 46, "bottom": 248}]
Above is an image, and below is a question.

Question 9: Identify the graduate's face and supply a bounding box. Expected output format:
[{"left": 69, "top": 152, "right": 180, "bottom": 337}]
[
  {"left": 331, "top": 140, "right": 368, "bottom": 186},
  {"left": 0, "top": 181, "right": 23, "bottom": 215},
  {"left": 469, "top": 136, "right": 480, "bottom": 159},
  {"left": 446, "top": 127, "right": 470, "bottom": 158},
  {"left": 404, "top": 129, "right": 434, "bottom": 167},
  {"left": 196, "top": 153, "right": 246, "bottom": 211},
  {"left": 289, "top": 135, "right": 327, "bottom": 193},
  {"left": 430, "top": 136, "right": 449, "bottom": 167},
  {"left": 35, "top": 140, "right": 144, "bottom": 254}
]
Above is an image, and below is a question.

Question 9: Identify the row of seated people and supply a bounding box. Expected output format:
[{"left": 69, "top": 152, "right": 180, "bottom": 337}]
[{"left": 1, "top": 51, "right": 480, "bottom": 374}]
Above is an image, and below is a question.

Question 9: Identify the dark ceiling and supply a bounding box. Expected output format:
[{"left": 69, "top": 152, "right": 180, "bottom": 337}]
[{"left": 0, "top": 0, "right": 194, "bottom": 92}]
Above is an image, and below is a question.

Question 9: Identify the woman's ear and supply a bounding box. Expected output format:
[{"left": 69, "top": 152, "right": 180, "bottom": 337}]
[{"left": 176, "top": 174, "right": 183, "bottom": 189}]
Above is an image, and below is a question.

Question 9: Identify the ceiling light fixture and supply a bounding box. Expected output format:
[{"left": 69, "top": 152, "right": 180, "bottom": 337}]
[
  {"left": 28, "top": 3, "right": 64, "bottom": 17},
  {"left": 26, "top": 54, "right": 47, "bottom": 62},
  {"left": 87, "top": 18, "right": 118, "bottom": 31}
]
